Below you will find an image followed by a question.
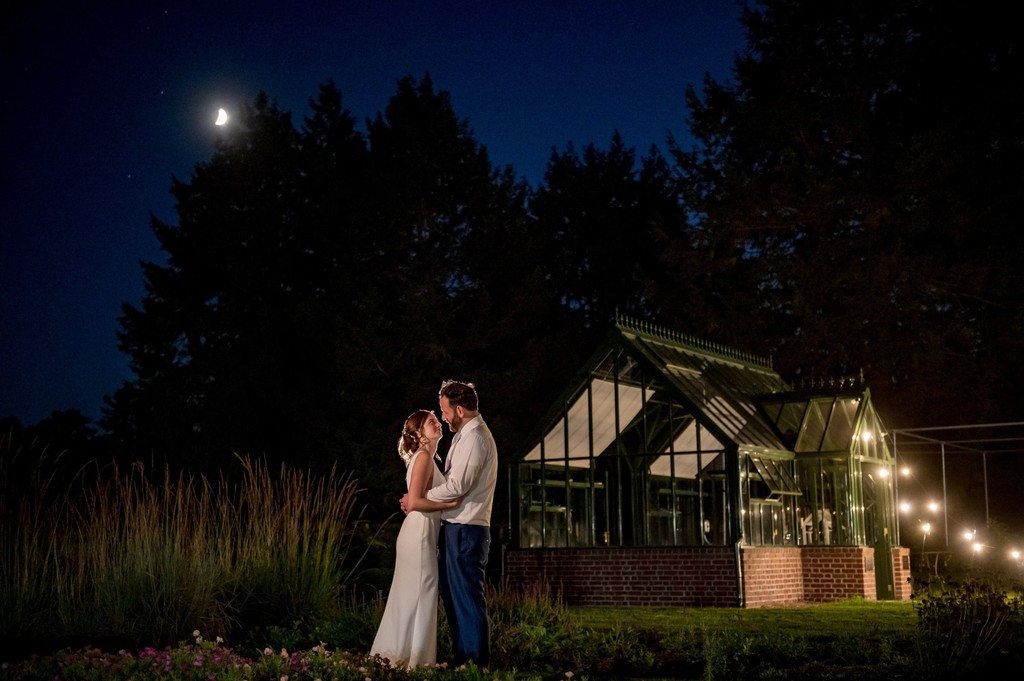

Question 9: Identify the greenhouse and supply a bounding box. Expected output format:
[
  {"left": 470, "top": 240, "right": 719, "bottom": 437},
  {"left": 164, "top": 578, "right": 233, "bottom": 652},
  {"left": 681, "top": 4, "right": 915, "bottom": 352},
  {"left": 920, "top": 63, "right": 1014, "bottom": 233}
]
[{"left": 504, "top": 315, "right": 911, "bottom": 607}]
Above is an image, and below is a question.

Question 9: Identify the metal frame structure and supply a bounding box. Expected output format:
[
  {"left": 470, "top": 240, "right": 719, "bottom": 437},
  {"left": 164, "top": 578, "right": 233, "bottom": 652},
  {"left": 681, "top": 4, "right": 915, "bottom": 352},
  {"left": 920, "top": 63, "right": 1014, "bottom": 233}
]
[
  {"left": 510, "top": 315, "right": 898, "bottom": 581},
  {"left": 889, "top": 422, "right": 1024, "bottom": 547}
]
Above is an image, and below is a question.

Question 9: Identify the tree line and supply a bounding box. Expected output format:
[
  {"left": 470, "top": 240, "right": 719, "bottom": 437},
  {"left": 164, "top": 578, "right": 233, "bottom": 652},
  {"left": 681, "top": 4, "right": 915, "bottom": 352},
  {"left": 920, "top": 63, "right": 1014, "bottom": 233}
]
[{"left": 5, "top": 0, "right": 1022, "bottom": 519}]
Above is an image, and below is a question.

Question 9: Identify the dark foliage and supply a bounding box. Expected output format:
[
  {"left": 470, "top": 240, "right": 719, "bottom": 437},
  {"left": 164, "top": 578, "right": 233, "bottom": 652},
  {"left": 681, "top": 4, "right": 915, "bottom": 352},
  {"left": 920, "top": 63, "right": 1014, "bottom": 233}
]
[
  {"left": 4, "top": 0, "right": 1018, "bottom": 522},
  {"left": 99, "top": 77, "right": 542, "bottom": 516},
  {"left": 914, "top": 576, "right": 1024, "bottom": 679},
  {"left": 671, "top": 0, "right": 1024, "bottom": 428}
]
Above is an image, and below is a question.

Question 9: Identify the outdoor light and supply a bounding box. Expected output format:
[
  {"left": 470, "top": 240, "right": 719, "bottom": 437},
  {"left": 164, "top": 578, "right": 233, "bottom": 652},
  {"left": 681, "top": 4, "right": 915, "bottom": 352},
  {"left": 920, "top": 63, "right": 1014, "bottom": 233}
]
[
  {"left": 928, "top": 501, "right": 939, "bottom": 513},
  {"left": 899, "top": 501, "right": 911, "bottom": 513},
  {"left": 964, "top": 530, "right": 975, "bottom": 541},
  {"left": 922, "top": 522, "right": 931, "bottom": 534},
  {"left": 900, "top": 466, "right": 911, "bottom": 476},
  {"left": 878, "top": 467, "right": 890, "bottom": 479},
  {"left": 972, "top": 542, "right": 983, "bottom": 554},
  {"left": 1011, "top": 549, "right": 1020, "bottom": 560},
  {"left": 861, "top": 431, "right": 874, "bottom": 443}
]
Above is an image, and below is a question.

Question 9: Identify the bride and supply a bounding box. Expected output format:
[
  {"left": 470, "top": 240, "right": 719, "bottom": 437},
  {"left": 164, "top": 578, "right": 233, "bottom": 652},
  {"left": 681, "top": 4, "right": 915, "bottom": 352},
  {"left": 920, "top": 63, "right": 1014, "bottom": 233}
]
[{"left": 370, "top": 409, "right": 460, "bottom": 668}]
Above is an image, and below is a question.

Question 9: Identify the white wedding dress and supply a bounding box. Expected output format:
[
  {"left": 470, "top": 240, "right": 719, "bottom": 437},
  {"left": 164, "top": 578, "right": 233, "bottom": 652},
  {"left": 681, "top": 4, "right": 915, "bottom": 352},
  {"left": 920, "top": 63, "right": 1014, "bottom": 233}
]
[{"left": 370, "top": 451, "right": 445, "bottom": 668}]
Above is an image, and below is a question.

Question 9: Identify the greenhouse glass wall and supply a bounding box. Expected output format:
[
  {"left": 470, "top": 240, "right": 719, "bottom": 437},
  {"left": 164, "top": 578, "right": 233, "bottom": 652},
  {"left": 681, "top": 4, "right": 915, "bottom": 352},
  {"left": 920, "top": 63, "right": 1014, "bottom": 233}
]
[{"left": 505, "top": 315, "right": 909, "bottom": 606}]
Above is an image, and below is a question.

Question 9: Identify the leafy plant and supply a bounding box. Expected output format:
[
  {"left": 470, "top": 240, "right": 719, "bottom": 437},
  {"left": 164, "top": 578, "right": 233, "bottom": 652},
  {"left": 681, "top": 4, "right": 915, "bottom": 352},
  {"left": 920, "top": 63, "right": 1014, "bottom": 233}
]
[
  {"left": 2, "top": 631, "right": 531, "bottom": 681},
  {"left": 915, "top": 576, "right": 1024, "bottom": 679},
  {"left": 487, "top": 579, "right": 579, "bottom": 672}
]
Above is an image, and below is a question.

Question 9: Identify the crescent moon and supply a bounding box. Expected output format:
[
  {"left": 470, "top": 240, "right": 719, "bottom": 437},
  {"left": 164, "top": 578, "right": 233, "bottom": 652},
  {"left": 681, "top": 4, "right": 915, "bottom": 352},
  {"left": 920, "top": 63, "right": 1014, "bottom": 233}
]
[{"left": 215, "top": 108, "right": 229, "bottom": 126}]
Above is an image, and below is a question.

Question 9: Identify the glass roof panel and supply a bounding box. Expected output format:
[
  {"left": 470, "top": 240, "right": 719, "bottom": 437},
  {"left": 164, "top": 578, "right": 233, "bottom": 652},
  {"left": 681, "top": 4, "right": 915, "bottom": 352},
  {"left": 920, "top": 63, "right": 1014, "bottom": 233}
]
[
  {"left": 669, "top": 418, "right": 724, "bottom": 454},
  {"left": 796, "top": 398, "right": 832, "bottom": 451},
  {"left": 523, "top": 377, "right": 644, "bottom": 467},
  {"left": 646, "top": 419, "right": 726, "bottom": 479},
  {"left": 628, "top": 337, "right": 787, "bottom": 450},
  {"left": 821, "top": 397, "right": 859, "bottom": 450},
  {"left": 659, "top": 364, "right": 785, "bottom": 449},
  {"left": 776, "top": 401, "right": 806, "bottom": 446},
  {"left": 854, "top": 404, "right": 892, "bottom": 463}
]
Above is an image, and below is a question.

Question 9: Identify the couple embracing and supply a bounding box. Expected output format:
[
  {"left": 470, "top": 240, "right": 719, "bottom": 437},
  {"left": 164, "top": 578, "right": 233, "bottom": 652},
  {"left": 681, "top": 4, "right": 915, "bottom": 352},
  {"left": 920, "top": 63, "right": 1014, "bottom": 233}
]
[{"left": 370, "top": 379, "right": 498, "bottom": 669}]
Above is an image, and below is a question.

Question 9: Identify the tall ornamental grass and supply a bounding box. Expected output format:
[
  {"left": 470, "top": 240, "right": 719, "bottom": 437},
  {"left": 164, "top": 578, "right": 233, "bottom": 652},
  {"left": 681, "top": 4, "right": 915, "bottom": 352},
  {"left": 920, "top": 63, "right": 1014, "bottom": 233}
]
[
  {"left": 58, "top": 461, "right": 237, "bottom": 645},
  {"left": 231, "top": 456, "right": 365, "bottom": 629},
  {"left": 0, "top": 439, "right": 65, "bottom": 646},
  {"left": 0, "top": 449, "right": 366, "bottom": 655}
]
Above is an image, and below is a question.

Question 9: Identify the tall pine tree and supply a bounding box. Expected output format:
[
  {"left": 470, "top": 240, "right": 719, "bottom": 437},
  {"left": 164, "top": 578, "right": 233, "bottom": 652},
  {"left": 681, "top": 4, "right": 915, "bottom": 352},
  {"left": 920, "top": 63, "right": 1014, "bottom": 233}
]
[
  {"left": 103, "top": 78, "right": 531, "bottom": 512},
  {"left": 670, "top": 0, "right": 1024, "bottom": 426}
]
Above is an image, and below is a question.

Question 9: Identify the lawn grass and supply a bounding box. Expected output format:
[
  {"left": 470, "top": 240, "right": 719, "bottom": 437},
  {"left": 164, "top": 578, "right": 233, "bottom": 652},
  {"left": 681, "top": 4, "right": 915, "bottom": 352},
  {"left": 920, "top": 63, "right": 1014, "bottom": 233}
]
[{"left": 569, "top": 598, "right": 918, "bottom": 639}]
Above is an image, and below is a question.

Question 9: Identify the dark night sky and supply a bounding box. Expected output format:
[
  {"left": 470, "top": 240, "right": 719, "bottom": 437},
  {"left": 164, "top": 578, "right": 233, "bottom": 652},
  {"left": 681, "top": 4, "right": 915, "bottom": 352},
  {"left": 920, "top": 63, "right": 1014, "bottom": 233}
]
[
  {"left": 3, "top": 2, "right": 1020, "bottom": 558},
  {"left": 1, "top": 1, "right": 745, "bottom": 425}
]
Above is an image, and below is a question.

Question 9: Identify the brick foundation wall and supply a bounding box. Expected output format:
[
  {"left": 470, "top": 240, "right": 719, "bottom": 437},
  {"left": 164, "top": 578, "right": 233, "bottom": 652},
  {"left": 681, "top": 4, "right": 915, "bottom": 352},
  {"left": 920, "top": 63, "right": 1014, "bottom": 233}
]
[
  {"left": 891, "top": 546, "right": 912, "bottom": 601},
  {"left": 740, "top": 547, "right": 805, "bottom": 607},
  {"left": 801, "top": 547, "right": 876, "bottom": 601},
  {"left": 504, "top": 547, "right": 739, "bottom": 607},
  {"left": 504, "top": 545, "right": 912, "bottom": 607}
]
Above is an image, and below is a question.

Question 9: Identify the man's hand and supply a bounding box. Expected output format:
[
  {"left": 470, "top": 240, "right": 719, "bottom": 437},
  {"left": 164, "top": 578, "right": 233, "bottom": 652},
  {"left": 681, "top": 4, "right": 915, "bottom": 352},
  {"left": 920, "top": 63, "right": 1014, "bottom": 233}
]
[{"left": 400, "top": 493, "right": 410, "bottom": 515}]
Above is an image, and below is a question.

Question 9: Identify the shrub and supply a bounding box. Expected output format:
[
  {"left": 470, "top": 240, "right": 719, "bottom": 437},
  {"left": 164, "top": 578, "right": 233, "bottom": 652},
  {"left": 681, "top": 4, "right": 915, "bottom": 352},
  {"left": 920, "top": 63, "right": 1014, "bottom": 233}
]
[
  {"left": 914, "top": 576, "right": 1024, "bottom": 679},
  {"left": 486, "top": 579, "right": 580, "bottom": 673}
]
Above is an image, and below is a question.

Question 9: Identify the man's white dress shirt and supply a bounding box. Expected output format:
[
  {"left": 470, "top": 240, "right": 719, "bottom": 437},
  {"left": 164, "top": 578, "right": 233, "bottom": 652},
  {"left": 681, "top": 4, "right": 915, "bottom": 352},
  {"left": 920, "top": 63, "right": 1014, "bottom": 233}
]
[{"left": 427, "top": 414, "right": 497, "bottom": 526}]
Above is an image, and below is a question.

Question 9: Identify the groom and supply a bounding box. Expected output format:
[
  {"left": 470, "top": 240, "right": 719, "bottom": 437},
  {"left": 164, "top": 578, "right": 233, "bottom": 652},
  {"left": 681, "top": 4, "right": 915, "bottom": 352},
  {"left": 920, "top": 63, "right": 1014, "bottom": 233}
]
[{"left": 425, "top": 379, "right": 498, "bottom": 668}]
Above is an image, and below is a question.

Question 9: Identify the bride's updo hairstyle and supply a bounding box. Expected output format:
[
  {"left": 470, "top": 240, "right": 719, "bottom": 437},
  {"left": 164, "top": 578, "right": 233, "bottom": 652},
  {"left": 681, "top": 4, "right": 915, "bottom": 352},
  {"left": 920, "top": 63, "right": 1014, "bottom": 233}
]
[{"left": 397, "top": 409, "right": 433, "bottom": 464}]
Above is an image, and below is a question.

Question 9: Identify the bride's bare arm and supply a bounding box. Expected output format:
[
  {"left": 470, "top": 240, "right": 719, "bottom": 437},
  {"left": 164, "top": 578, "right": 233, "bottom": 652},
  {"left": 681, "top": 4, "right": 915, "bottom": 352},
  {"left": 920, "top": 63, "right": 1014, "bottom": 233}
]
[{"left": 406, "top": 451, "right": 460, "bottom": 512}]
